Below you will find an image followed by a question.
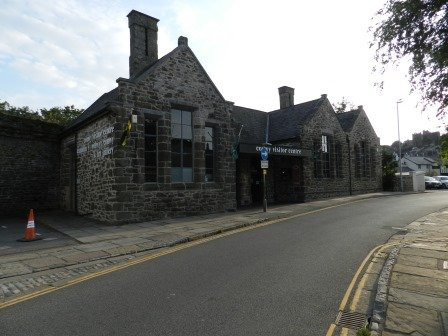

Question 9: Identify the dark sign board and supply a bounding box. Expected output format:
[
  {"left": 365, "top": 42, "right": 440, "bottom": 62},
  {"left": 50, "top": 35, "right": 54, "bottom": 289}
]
[{"left": 239, "top": 143, "right": 312, "bottom": 157}]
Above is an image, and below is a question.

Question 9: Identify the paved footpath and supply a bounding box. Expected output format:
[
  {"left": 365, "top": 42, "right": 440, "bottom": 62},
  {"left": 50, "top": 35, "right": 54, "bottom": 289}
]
[
  {"left": 331, "top": 207, "right": 448, "bottom": 336},
  {"left": 0, "top": 192, "right": 396, "bottom": 302}
]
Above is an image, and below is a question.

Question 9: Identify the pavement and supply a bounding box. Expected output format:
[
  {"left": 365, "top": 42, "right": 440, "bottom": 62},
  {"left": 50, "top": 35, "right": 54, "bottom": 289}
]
[
  {"left": 330, "top": 203, "right": 448, "bottom": 335},
  {"left": 1, "top": 190, "right": 447, "bottom": 335}
]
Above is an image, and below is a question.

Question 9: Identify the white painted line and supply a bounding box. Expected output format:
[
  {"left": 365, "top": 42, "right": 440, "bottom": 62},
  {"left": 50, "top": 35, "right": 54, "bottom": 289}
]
[
  {"left": 43, "top": 237, "right": 58, "bottom": 241},
  {"left": 443, "top": 261, "right": 448, "bottom": 270},
  {"left": 1, "top": 226, "right": 7, "bottom": 229},
  {"left": 391, "top": 227, "right": 407, "bottom": 231},
  {"left": 0, "top": 246, "right": 10, "bottom": 250}
]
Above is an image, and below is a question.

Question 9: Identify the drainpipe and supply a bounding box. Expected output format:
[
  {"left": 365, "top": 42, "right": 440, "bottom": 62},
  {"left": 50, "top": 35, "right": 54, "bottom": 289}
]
[{"left": 346, "top": 134, "right": 352, "bottom": 195}]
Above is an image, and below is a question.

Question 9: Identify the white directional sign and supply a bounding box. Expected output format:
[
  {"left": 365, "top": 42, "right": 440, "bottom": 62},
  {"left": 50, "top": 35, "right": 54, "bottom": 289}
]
[{"left": 261, "top": 160, "right": 269, "bottom": 169}]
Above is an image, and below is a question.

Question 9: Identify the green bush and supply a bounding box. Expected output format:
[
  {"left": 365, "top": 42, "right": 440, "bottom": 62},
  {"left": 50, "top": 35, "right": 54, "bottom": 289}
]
[{"left": 356, "top": 327, "right": 371, "bottom": 336}]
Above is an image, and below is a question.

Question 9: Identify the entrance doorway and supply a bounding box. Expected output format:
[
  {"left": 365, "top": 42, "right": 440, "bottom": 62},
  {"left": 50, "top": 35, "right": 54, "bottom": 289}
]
[{"left": 250, "top": 156, "right": 262, "bottom": 205}]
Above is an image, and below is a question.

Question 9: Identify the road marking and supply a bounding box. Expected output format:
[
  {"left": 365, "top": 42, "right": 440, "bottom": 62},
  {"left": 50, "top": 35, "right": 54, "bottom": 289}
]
[
  {"left": 0, "top": 197, "right": 371, "bottom": 310},
  {"left": 325, "top": 323, "right": 336, "bottom": 336},
  {"left": 340, "top": 328, "right": 349, "bottom": 336},
  {"left": 349, "top": 273, "right": 368, "bottom": 311},
  {"left": 349, "top": 244, "right": 394, "bottom": 311},
  {"left": 325, "top": 243, "right": 385, "bottom": 336},
  {"left": 338, "top": 244, "right": 384, "bottom": 312},
  {"left": 325, "top": 243, "right": 397, "bottom": 335}
]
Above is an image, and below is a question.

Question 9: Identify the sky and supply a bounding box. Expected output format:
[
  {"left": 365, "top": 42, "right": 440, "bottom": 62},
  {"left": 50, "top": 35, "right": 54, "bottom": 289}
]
[{"left": 0, "top": 0, "right": 445, "bottom": 145}]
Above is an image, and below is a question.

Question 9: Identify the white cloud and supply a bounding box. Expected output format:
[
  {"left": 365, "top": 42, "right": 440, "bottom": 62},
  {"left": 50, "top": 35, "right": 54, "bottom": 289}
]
[{"left": 0, "top": 0, "right": 445, "bottom": 144}]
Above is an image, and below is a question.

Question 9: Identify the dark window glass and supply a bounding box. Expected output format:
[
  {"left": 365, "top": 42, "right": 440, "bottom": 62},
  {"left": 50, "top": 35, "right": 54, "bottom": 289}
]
[
  {"left": 171, "top": 109, "right": 193, "bottom": 182},
  {"left": 172, "top": 109, "right": 181, "bottom": 124},
  {"left": 183, "top": 139, "right": 192, "bottom": 153},
  {"left": 370, "top": 147, "right": 376, "bottom": 177},
  {"left": 205, "top": 127, "right": 214, "bottom": 182},
  {"left": 313, "top": 140, "right": 322, "bottom": 178},
  {"left": 335, "top": 142, "right": 343, "bottom": 178},
  {"left": 144, "top": 117, "right": 157, "bottom": 182},
  {"left": 361, "top": 141, "right": 369, "bottom": 178},
  {"left": 355, "top": 144, "right": 362, "bottom": 178},
  {"left": 322, "top": 136, "right": 333, "bottom": 178}
]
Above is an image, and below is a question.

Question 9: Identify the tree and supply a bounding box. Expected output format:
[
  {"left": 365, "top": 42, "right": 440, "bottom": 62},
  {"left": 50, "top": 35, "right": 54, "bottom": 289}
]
[
  {"left": 441, "top": 130, "right": 448, "bottom": 164},
  {"left": 0, "top": 100, "right": 83, "bottom": 126},
  {"left": 0, "top": 101, "right": 41, "bottom": 120},
  {"left": 40, "top": 105, "right": 83, "bottom": 125},
  {"left": 371, "top": 0, "right": 448, "bottom": 117},
  {"left": 382, "top": 145, "right": 399, "bottom": 190},
  {"left": 332, "top": 97, "right": 355, "bottom": 113}
]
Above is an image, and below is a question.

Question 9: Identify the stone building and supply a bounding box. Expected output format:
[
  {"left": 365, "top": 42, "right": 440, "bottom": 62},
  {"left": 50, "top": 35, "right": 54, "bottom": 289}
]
[
  {"left": 233, "top": 90, "right": 382, "bottom": 207},
  {"left": 0, "top": 10, "right": 382, "bottom": 221},
  {"left": 59, "top": 10, "right": 235, "bottom": 223}
]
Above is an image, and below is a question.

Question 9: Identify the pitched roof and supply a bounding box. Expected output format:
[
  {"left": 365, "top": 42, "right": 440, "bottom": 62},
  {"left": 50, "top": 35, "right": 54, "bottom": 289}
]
[
  {"left": 232, "top": 106, "right": 267, "bottom": 144},
  {"left": 268, "top": 98, "right": 322, "bottom": 142},
  {"left": 65, "top": 87, "right": 118, "bottom": 131},
  {"left": 336, "top": 109, "right": 360, "bottom": 132},
  {"left": 403, "top": 156, "right": 437, "bottom": 165},
  {"left": 232, "top": 97, "right": 324, "bottom": 144}
]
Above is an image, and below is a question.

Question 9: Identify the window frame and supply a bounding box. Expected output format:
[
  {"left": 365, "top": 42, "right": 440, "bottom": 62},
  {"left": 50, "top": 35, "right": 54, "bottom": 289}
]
[
  {"left": 144, "top": 116, "right": 158, "bottom": 183},
  {"left": 171, "top": 109, "right": 194, "bottom": 183},
  {"left": 204, "top": 126, "right": 215, "bottom": 182}
]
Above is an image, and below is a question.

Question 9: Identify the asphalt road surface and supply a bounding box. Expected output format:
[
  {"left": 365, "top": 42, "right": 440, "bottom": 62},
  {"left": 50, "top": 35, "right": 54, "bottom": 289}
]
[{"left": 2, "top": 192, "right": 448, "bottom": 336}]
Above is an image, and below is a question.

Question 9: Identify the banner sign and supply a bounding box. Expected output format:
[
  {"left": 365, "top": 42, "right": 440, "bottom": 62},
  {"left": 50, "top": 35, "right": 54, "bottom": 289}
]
[{"left": 239, "top": 143, "right": 312, "bottom": 157}]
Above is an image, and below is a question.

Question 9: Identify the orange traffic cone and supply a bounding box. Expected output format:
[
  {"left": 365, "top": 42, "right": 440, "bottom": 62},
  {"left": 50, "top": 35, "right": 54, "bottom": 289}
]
[{"left": 17, "top": 209, "right": 42, "bottom": 242}]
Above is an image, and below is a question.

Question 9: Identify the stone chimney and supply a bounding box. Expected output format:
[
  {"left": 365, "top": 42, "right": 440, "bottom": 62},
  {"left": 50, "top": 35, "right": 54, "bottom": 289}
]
[
  {"left": 278, "top": 86, "right": 295, "bottom": 109},
  {"left": 127, "top": 10, "right": 159, "bottom": 79}
]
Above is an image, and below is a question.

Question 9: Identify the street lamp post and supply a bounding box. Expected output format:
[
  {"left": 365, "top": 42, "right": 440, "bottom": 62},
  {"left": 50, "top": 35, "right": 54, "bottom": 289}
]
[{"left": 396, "top": 99, "right": 403, "bottom": 192}]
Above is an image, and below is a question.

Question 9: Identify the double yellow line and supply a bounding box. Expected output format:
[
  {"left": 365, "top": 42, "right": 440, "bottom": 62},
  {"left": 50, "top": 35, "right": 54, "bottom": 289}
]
[
  {"left": 325, "top": 243, "right": 394, "bottom": 336},
  {"left": 1, "top": 198, "right": 368, "bottom": 310}
]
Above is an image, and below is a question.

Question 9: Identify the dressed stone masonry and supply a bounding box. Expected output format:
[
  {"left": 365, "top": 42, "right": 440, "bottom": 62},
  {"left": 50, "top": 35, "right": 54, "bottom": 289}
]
[{"left": 60, "top": 11, "right": 235, "bottom": 222}]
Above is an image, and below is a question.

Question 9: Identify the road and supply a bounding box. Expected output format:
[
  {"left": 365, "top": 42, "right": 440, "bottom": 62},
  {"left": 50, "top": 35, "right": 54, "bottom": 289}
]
[{"left": 2, "top": 192, "right": 448, "bottom": 336}]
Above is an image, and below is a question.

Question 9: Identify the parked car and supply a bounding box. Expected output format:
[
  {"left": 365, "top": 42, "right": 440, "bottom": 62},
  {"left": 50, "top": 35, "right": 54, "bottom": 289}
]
[
  {"left": 425, "top": 176, "right": 442, "bottom": 189},
  {"left": 434, "top": 176, "right": 448, "bottom": 188}
]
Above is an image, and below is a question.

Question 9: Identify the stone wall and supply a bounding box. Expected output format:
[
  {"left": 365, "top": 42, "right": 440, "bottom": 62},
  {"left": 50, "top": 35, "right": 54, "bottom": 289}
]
[
  {"left": 299, "top": 99, "right": 353, "bottom": 201},
  {"left": 107, "top": 43, "right": 235, "bottom": 222},
  {"left": 0, "top": 114, "right": 62, "bottom": 214},
  {"left": 392, "top": 174, "right": 414, "bottom": 192},
  {"left": 347, "top": 109, "right": 382, "bottom": 195},
  {"left": 64, "top": 41, "right": 236, "bottom": 223}
]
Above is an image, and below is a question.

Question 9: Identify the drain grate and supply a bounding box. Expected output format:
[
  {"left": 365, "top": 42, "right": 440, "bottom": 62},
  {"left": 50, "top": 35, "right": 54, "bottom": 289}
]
[{"left": 336, "top": 311, "right": 367, "bottom": 329}]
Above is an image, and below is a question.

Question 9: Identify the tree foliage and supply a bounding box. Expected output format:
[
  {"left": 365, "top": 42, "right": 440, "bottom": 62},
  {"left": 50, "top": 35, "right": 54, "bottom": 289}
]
[
  {"left": 371, "top": 0, "right": 448, "bottom": 117},
  {"left": 0, "top": 101, "right": 83, "bottom": 126},
  {"left": 440, "top": 130, "right": 448, "bottom": 164},
  {"left": 332, "top": 97, "right": 355, "bottom": 113},
  {"left": 382, "top": 145, "right": 399, "bottom": 190}
]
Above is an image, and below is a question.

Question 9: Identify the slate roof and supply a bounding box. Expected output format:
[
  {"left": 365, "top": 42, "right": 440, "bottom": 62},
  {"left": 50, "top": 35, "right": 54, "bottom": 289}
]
[
  {"left": 403, "top": 156, "right": 437, "bottom": 165},
  {"left": 232, "top": 106, "right": 267, "bottom": 144},
  {"left": 232, "top": 97, "right": 324, "bottom": 144},
  {"left": 336, "top": 109, "right": 360, "bottom": 132},
  {"left": 268, "top": 98, "right": 322, "bottom": 142},
  {"left": 65, "top": 87, "right": 118, "bottom": 131}
]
